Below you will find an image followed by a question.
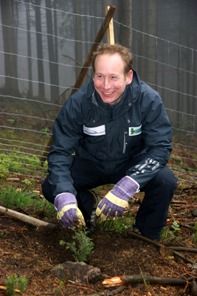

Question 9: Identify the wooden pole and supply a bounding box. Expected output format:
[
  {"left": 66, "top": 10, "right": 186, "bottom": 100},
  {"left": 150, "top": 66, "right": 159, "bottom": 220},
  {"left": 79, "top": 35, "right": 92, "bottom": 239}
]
[
  {"left": 0, "top": 206, "right": 57, "bottom": 229},
  {"left": 105, "top": 5, "right": 115, "bottom": 45}
]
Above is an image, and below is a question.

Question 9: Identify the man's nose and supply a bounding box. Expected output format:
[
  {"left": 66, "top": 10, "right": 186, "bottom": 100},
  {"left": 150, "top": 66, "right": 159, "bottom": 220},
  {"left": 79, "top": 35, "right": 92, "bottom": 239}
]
[{"left": 103, "top": 78, "right": 110, "bottom": 89}]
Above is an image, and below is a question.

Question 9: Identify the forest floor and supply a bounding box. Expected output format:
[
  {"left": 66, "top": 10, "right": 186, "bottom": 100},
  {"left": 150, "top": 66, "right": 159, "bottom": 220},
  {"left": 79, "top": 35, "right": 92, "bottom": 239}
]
[{"left": 0, "top": 171, "right": 197, "bottom": 296}]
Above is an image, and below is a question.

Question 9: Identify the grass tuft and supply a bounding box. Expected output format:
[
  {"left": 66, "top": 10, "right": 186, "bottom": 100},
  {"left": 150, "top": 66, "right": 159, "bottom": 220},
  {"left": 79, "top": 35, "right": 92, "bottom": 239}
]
[{"left": 0, "top": 186, "right": 55, "bottom": 219}]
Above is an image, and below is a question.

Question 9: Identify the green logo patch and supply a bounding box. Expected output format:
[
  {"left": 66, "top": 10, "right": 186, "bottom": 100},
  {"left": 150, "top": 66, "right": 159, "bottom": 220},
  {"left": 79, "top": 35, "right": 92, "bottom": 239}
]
[{"left": 128, "top": 125, "right": 142, "bottom": 136}]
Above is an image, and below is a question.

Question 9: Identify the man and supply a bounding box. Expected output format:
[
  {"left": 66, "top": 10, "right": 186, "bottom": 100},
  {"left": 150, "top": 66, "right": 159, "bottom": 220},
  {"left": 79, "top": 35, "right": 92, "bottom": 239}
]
[{"left": 42, "top": 43, "right": 177, "bottom": 240}]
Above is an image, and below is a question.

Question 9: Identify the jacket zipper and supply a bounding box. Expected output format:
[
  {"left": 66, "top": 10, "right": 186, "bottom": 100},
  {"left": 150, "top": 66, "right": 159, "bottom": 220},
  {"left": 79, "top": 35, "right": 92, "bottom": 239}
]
[{"left": 122, "top": 131, "right": 128, "bottom": 154}]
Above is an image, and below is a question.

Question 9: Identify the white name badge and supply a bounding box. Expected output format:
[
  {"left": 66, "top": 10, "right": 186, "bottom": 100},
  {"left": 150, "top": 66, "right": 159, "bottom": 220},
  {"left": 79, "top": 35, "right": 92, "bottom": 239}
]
[{"left": 83, "top": 124, "right": 106, "bottom": 136}]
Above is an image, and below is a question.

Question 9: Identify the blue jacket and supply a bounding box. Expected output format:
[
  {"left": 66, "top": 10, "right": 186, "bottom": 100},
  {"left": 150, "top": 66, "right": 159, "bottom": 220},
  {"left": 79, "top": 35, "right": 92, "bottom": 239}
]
[{"left": 47, "top": 71, "right": 172, "bottom": 197}]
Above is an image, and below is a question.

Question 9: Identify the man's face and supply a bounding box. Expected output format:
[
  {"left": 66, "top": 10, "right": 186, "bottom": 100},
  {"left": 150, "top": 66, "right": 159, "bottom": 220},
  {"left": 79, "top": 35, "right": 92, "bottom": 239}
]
[{"left": 93, "top": 53, "right": 133, "bottom": 105}]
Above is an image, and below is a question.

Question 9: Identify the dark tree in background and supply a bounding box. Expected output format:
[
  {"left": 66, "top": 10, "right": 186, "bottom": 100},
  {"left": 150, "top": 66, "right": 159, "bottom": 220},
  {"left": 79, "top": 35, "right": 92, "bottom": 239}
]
[
  {"left": 33, "top": 0, "right": 45, "bottom": 98},
  {"left": 46, "top": 0, "right": 59, "bottom": 102},
  {"left": 1, "top": 0, "right": 19, "bottom": 95},
  {"left": 25, "top": 0, "right": 33, "bottom": 97}
]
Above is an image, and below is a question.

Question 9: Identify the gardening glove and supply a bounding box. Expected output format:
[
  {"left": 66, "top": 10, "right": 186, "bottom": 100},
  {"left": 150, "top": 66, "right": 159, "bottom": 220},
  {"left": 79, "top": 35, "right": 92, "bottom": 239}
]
[
  {"left": 96, "top": 176, "right": 139, "bottom": 221},
  {"left": 54, "top": 192, "right": 85, "bottom": 228}
]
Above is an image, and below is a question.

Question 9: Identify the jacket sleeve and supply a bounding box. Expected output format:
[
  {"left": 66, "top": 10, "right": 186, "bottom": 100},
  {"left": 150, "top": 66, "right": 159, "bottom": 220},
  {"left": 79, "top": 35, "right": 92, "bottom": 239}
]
[
  {"left": 47, "top": 95, "right": 83, "bottom": 199},
  {"left": 127, "top": 88, "right": 172, "bottom": 188}
]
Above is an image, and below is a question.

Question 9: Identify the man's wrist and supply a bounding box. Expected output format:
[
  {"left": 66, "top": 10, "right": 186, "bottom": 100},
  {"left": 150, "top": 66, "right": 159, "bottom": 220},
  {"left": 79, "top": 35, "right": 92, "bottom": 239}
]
[
  {"left": 112, "top": 176, "right": 140, "bottom": 200},
  {"left": 124, "top": 176, "right": 140, "bottom": 193},
  {"left": 54, "top": 192, "right": 77, "bottom": 209}
]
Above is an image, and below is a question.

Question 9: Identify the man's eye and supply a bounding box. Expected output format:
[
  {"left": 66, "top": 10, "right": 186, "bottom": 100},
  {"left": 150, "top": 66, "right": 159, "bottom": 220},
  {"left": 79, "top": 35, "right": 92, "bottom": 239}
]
[
  {"left": 95, "top": 74, "right": 102, "bottom": 79},
  {"left": 111, "top": 76, "right": 118, "bottom": 80}
]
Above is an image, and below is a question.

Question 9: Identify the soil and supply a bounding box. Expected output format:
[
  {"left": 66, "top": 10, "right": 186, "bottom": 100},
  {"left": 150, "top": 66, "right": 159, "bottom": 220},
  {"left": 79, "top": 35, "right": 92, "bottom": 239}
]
[{"left": 0, "top": 177, "right": 197, "bottom": 296}]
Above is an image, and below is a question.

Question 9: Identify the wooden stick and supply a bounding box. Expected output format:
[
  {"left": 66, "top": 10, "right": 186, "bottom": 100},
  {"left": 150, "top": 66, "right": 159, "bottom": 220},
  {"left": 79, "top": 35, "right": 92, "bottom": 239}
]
[
  {"left": 127, "top": 230, "right": 196, "bottom": 265},
  {"left": 0, "top": 206, "right": 56, "bottom": 229},
  {"left": 122, "top": 275, "right": 187, "bottom": 286},
  {"left": 105, "top": 5, "right": 115, "bottom": 45},
  {"left": 102, "top": 274, "right": 187, "bottom": 287},
  {"left": 169, "top": 246, "right": 197, "bottom": 253},
  {"left": 126, "top": 230, "right": 162, "bottom": 248},
  {"left": 171, "top": 200, "right": 187, "bottom": 204},
  {"left": 173, "top": 251, "right": 194, "bottom": 265}
]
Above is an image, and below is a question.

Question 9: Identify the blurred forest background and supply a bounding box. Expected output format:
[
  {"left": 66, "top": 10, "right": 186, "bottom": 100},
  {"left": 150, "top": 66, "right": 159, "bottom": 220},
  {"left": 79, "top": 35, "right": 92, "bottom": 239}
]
[{"left": 0, "top": 0, "right": 196, "bottom": 186}]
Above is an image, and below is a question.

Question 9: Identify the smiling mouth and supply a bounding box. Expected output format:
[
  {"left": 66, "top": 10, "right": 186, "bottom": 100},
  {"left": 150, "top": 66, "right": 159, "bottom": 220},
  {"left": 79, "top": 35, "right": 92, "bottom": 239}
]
[{"left": 102, "top": 91, "right": 114, "bottom": 96}]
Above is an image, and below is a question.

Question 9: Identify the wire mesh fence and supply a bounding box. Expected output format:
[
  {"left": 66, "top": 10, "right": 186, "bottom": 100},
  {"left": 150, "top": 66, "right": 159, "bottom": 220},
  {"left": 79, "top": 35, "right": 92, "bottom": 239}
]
[{"left": 0, "top": 0, "right": 196, "bottom": 186}]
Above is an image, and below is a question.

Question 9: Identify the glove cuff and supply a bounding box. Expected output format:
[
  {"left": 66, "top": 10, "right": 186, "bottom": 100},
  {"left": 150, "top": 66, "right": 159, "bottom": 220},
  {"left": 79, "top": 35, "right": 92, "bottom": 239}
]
[
  {"left": 124, "top": 176, "right": 140, "bottom": 193},
  {"left": 54, "top": 192, "right": 77, "bottom": 210},
  {"left": 112, "top": 176, "right": 140, "bottom": 200}
]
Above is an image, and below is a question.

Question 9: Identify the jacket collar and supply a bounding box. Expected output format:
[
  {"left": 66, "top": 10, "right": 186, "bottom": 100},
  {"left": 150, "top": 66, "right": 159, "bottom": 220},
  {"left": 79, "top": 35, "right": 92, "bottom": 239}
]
[{"left": 127, "top": 70, "right": 141, "bottom": 103}]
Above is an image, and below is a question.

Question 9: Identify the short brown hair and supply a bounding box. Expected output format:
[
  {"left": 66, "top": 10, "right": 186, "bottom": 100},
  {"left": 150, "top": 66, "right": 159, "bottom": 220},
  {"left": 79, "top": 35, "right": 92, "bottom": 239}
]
[{"left": 92, "top": 43, "right": 133, "bottom": 73}]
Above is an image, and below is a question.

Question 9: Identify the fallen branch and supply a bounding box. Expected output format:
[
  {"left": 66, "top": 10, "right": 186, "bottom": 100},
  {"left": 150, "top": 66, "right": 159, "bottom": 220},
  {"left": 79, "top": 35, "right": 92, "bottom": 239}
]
[
  {"left": 102, "top": 275, "right": 187, "bottom": 288},
  {"left": 0, "top": 206, "right": 57, "bottom": 229},
  {"left": 169, "top": 246, "right": 197, "bottom": 253},
  {"left": 126, "top": 230, "right": 196, "bottom": 265},
  {"left": 171, "top": 200, "right": 187, "bottom": 204},
  {"left": 173, "top": 251, "right": 194, "bottom": 265},
  {"left": 126, "top": 230, "right": 161, "bottom": 248}
]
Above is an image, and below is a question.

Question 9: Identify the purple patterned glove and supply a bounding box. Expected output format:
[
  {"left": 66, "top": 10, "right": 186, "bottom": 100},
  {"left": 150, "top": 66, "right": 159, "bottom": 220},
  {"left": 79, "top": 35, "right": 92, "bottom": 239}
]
[
  {"left": 96, "top": 176, "right": 139, "bottom": 220},
  {"left": 54, "top": 192, "right": 85, "bottom": 228}
]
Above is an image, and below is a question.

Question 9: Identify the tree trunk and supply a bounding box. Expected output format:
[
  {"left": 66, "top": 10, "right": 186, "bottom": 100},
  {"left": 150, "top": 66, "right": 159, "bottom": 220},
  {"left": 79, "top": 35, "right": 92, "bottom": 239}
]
[
  {"left": 1, "top": 0, "right": 19, "bottom": 95},
  {"left": 34, "top": 2, "right": 45, "bottom": 98},
  {"left": 45, "top": 0, "right": 59, "bottom": 102}
]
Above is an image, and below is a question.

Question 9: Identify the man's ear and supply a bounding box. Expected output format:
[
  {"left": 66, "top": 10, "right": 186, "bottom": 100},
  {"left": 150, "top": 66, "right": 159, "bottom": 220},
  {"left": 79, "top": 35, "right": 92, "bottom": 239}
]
[{"left": 126, "top": 70, "right": 133, "bottom": 84}]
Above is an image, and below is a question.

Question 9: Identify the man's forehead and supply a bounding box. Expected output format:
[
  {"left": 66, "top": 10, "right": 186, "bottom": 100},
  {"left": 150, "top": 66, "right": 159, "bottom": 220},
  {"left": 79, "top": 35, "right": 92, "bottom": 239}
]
[{"left": 94, "top": 53, "right": 125, "bottom": 68}]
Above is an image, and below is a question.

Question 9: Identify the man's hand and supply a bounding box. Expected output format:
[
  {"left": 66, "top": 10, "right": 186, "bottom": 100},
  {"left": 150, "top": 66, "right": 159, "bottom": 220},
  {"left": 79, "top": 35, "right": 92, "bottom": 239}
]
[
  {"left": 54, "top": 192, "right": 85, "bottom": 228},
  {"left": 96, "top": 176, "right": 139, "bottom": 221}
]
